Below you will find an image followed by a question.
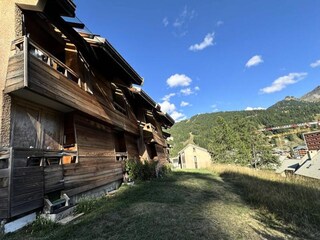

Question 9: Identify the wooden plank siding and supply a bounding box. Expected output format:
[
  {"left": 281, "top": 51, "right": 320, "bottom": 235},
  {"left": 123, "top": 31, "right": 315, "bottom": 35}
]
[
  {"left": 62, "top": 115, "right": 123, "bottom": 197},
  {"left": 0, "top": 169, "right": 9, "bottom": 218},
  {"left": 44, "top": 165, "right": 64, "bottom": 194},
  {"left": 4, "top": 43, "right": 139, "bottom": 135},
  {"left": 0, "top": 148, "right": 11, "bottom": 219},
  {"left": 4, "top": 52, "right": 25, "bottom": 93},
  {"left": 11, "top": 165, "right": 44, "bottom": 217},
  {"left": 125, "top": 134, "right": 139, "bottom": 160},
  {"left": 155, "top": 144, "right": 167, "bottom": 165}
]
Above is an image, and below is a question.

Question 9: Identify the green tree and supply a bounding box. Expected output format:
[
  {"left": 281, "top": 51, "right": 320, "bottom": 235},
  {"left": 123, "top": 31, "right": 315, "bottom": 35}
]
[{"left": 208, "top": 116, "right": 248, "bottom": 164}]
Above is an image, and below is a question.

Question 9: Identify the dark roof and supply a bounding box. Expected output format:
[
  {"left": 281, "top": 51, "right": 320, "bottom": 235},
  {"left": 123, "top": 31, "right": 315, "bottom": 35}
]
[{"left": 40, "top": 1, "right": 143, "bottom": 86}]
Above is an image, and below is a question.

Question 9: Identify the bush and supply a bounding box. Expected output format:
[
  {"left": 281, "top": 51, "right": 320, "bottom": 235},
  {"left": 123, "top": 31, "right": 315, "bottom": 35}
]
[
  {"left": 125, "top": 159, "right": 158, "bottom": 181},
  {"left": 159, "top": 163, "right": 172, "bottom": 176}
]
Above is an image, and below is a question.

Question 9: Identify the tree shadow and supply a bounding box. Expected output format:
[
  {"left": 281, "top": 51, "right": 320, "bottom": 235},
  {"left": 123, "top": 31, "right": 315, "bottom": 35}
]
[{"left": 6, "top": 171, "right": 235, "bottom": 240}]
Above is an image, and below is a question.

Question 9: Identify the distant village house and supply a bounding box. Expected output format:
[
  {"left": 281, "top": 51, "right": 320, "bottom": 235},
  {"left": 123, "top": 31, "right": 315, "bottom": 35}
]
[
  {"left": 276, "top": 130, "right": 320, "bottom": 180},
  {"left": 175, "top": 144, "right": 212, "bottom": 169}
]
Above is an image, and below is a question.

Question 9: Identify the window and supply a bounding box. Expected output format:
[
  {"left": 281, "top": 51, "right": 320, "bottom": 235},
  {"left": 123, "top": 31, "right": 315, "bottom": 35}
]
[
  {"left": 147, "top": 144, "right": 158, "bottom": 160},
  {"left": 44, "top": 157, "right": 61, "bottom": 166},
  {"left": 27, "top": 157, "right": 42, "bottom": 167},
  {"left": 0, "top": 158, "right": 8, "bottom": 169},
  {"left": 114, "top": 131, "right": 127, "bottom": 161},
  {"left": 194, "top": 156, "right": 198, "bottom": 169},
  {"left": 111, "top": 84, "right": 127, "bottom": 115},
  {"left": 0, "top": 149, "right": 9, "bottom": 169}
]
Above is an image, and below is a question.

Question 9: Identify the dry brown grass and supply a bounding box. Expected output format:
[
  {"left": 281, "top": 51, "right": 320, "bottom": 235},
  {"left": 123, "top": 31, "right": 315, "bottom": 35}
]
[{"left": 209, "top": 164, "right": 320, "bottom": 239}]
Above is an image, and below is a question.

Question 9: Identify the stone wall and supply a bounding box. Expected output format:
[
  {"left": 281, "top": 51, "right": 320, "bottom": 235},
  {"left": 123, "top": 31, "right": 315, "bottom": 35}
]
[
  {"left": 0, "top": 0, "right": 40, "bottom": 145},
  {"left": 0, "top": 94, "right": 12, "bottom": 147}
]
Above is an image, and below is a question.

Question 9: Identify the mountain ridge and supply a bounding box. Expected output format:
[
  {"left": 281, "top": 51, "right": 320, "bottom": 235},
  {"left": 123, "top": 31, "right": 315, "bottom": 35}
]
[
  {"left": 169, "top": 85, "right": 320, "bottom": 157},
  {"left": 300, "top": 85, "right": 320, "bottom": 102}
]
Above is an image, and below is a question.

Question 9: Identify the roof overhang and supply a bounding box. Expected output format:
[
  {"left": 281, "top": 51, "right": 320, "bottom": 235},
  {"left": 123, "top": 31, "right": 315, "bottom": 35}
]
[
  {"left": 18, "top": 0, "right": 76, "bottom": 17},
  {"left": 30, "top": 2, "right": 142, "bottom": 87},
  {"left": 154, "top": 111, "right": 175, "bottom": 128},
  {"left": 129, "top": 87, "right": 156, "bottom": 109}
]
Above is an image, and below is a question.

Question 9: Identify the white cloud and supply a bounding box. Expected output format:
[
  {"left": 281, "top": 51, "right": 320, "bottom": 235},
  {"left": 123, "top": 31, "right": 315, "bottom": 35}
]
[
  {"left": 310, "top": 60, "right": 320, "bottom": 68},
  {"left": 162, "top": 17, "right": 169, "bottom": 27},
  {"left": 216, "top": 20, "right": 224, "bottom": 26},
  {"left": 260, "top": 72, "right": 307, "bottom": 94},
  {"left": 173, "top": 6, "right": 195, "bottom": 27},
  {"left": 194, "top": 86, "right": 200, "bottom": 91},
  {"left": 159, "top": 100, "right": 186, "bottom": 122},
  {"left": 167, "top": 74, "right": 192, "bottom": 88},
  {"left": 245, "top": 107, "right": 266, "bottom": 111},
  {"left": 159, "top": 100, "right": 176, "bottom": 113},
  {"left": 211, "top": 104, "right": 219, "bottom": 112},
  {"left": 245, "top": 55, "right": 263, "bottom": 68},
  {"left": 189, "top": 32, "right": 215, "bottom": 52},
  {"left": 162, "top": 93, "right": 176, "bottom": 101},
  {"left": 171, "top": 111, "right": 186, "bottom": 122},
  {"left": 180, "top": 101, "right": 190, "bottom": 107},
  {"left": 172, "top": 6, "right": 196, "bottom": 37},
  {"left": 180, "top": 88, "right": 193, "bottom": 96}
]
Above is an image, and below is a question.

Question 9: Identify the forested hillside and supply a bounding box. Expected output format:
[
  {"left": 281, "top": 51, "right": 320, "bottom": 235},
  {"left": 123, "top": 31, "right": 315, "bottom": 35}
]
[{"left": 169, "top": 97, "right": 320, "bottom": 166}]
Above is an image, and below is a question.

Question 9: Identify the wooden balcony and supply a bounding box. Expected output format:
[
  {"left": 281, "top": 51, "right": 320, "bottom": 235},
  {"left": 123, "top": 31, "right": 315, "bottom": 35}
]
[
  {"left": 142, "top": 123, "right": 166, "bottom": 146},
  {"left": 4, "top": 37, "right": 138, "bottom": 135}
]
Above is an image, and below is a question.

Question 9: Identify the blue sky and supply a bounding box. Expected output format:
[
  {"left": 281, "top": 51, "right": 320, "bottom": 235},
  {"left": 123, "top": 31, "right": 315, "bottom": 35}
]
[{"left": 74, "top": 0, "right": 320, "bottom": 121}]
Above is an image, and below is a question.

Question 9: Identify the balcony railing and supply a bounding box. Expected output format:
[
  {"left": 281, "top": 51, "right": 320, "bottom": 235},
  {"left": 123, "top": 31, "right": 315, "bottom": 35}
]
[
  {"left": 11, "top": 36, "right": 81, "bottom": 87},
  {"left": 141, "top": 122, "right": 166, "bottom": 146},
  {"left": 5, "top": 36, "right": 139, "bottom": 135}
]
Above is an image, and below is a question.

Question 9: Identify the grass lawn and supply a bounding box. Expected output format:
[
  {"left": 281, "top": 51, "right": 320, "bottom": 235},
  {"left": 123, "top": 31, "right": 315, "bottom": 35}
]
[{"left": 3, "top": 168, "right": 318, "bottom": 240}]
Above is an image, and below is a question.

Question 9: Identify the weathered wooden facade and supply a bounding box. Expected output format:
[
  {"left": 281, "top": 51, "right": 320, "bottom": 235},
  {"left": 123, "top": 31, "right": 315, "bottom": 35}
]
[{"left": 0, "top": 0, "right": 174, "bottom": 221}]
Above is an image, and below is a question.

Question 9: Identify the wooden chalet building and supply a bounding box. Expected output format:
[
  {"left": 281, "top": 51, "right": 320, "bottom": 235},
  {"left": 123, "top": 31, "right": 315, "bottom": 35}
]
[{"left": 0, "top": 0, "right": 174, "bottom": 222}]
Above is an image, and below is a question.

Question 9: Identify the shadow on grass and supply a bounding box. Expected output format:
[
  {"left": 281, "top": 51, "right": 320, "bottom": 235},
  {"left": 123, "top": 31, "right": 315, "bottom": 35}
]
[
  {"left": 4, "top": 171, "right": 235, "bottom": 240},
  {"left": 220, "top": 172, "right": 320, "bottom": 240}
]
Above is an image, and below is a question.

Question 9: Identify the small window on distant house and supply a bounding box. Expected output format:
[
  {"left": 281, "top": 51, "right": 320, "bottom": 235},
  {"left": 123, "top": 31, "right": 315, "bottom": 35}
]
[{"left": 194, "top": 156, "right": 198, "bottom": 169}]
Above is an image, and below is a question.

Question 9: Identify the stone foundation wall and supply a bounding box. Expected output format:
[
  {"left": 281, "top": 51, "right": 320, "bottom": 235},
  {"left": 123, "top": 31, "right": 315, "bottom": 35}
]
[
  {"left": 0, "top": 5, "right": 23, "bottom": 146},
  {"left": 0, "top": 94, "right": 12, "bottom": 147}
]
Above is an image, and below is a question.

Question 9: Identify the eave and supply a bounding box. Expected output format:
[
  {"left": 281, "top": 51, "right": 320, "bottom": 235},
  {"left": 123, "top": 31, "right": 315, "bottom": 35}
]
[{"left": 40, "top": 5, "right": 142, "bottom": 87}]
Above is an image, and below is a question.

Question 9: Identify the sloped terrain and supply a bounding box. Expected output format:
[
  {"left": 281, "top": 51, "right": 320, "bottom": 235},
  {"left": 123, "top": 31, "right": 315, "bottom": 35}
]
[{"left": 5, "top": 169, "right": 317, "bottom": 240}]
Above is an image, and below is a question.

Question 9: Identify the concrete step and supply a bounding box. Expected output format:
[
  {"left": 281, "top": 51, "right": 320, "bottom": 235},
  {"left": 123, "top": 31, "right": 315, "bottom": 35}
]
[
  {"left": 58, "top": 213, "right": 84, "bottom": 225},
  {"left": 41, "top": 205, "right": 77, "bottom": 222}
]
